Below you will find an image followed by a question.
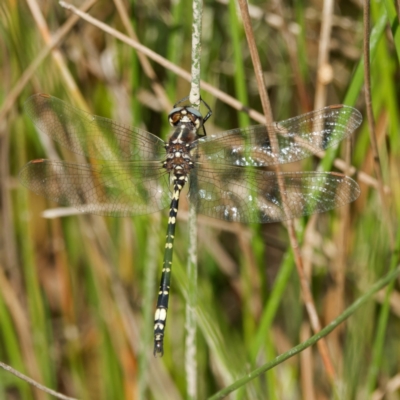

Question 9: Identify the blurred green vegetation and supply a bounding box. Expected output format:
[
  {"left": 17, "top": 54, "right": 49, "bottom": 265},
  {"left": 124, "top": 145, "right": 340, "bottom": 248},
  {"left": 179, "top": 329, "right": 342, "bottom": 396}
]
[{"left": 1, "top": 0, "right": 400, "bottom": 399}]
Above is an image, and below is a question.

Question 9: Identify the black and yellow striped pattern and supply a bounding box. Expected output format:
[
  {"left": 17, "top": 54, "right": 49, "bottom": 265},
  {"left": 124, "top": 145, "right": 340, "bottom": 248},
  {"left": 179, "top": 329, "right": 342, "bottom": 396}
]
[{"left": 153, "top": 173, "right": 187, "bottom": 356}]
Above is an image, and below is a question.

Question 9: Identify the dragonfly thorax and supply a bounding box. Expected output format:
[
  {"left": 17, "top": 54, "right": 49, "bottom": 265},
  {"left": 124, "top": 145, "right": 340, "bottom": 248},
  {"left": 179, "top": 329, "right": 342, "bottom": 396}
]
[
  {"left": 164, "top": 139, "right": 194, "bottom": 176},
  {"left": 164, "top": 106, "right": 203, "bottom": 178}
]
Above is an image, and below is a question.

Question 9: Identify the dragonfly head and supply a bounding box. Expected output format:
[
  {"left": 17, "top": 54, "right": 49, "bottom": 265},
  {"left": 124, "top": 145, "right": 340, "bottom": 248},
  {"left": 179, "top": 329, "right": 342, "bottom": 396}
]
[{"left": 168, "top": 106, "right": 204, "bottom": 130}]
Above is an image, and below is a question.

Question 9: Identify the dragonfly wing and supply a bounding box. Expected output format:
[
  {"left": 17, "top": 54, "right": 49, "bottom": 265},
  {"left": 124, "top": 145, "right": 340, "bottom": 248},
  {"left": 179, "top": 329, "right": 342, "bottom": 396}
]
[
  {"left": 19, "top": 159, "right": 171, "bottom": 217},
  {"left": 189, "top": 165, "right": 360, "bottom": 223},
  {"left": 24, "top": 94, "right": 166, "bottom": 161},
  {"left": 194, "top": 105, "right": 362, "bottom": 167}
]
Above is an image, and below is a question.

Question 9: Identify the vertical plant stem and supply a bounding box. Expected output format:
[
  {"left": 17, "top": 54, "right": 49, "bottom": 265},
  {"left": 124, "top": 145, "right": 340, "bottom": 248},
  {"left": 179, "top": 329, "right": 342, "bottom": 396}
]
[
  {"left": 363, "top": 0, "right": 394, "bottom": 245},
  {"left": 396, "top": 0, "right": 400, "bottom": 25},
  {"left": 313, "top": 0, "right": 334, "bottom": 110},
  {"left": 228, "top": 0, "right": 250, "bottom": 127},
  {"left": 189, "top": 0, "right": 203, "bottom": 106},
  {"left": 274, "top": 1, "right": 311, "bottom": 112},
  {"left": 236, "top": 0, "right": 336, "bottom": 381},
  {"left": 364, "top": 0, "right": 397, "bottom": 393},
  {"left": 298, "top": 0, "right": 335, "bottom": 377},
  {"left": 186, "top": 0, "right": 204, "bottom": 398}
]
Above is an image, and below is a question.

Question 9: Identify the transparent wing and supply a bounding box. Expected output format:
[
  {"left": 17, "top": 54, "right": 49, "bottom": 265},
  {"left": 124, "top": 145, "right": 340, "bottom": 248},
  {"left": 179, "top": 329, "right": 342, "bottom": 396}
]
[
  {"left": 194, "top": 105, "right": 362, "bottom": 167},
  {"left": 24, "top": 94, "right": 166, "bottom": 161},
  {"left": 189, "top": 165, "right": 360, "bottom": 223},
  {"left": 19, "top": 159, "right": 171, "bottom": 217}
]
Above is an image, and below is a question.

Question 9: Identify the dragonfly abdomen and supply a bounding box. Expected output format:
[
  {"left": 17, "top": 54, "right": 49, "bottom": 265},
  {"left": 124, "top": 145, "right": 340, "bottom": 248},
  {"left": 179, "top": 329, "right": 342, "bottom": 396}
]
[{"left": 153, "top": 172, "right": 188, "bottom": 356}]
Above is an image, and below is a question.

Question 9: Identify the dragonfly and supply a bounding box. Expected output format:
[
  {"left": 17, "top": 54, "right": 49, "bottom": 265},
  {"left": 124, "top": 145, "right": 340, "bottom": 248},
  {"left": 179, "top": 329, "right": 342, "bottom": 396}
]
[{"left": 19, "top": 93, "right": 362, "bottom": 356}]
